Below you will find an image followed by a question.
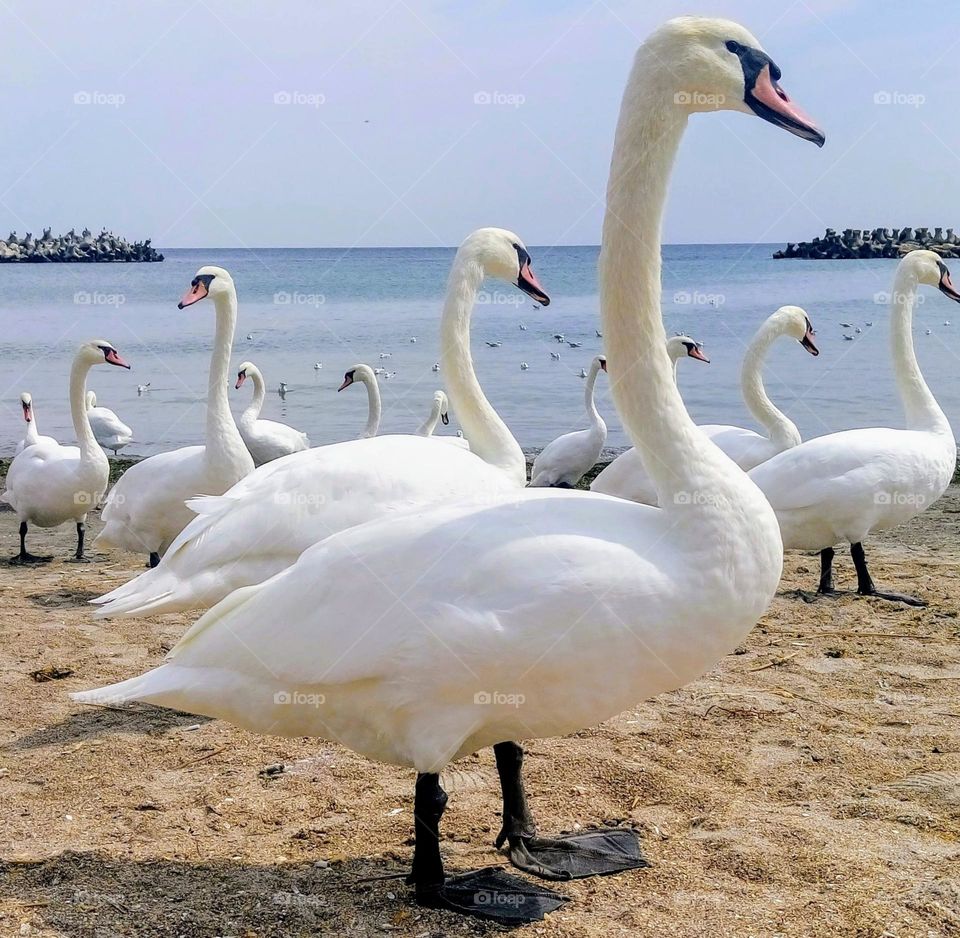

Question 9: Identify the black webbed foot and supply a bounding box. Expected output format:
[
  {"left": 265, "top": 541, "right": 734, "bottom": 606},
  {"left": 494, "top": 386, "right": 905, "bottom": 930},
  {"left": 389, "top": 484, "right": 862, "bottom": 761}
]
[
  {"left": 10, "top": 552, "right": 52, "bottom": 565},
  {"left": 501, "top": 828, "right": 648, "bottom": 881}
]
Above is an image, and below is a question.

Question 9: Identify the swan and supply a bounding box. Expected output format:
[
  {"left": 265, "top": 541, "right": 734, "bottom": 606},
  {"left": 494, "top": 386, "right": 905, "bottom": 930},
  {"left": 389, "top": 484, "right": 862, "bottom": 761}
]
[
  {"left": 416, "top": 389, "right": 450, "bottom": 436},
  {"left": 95, "top": 267, "right": 255, "bottom": 567},
  {"left": 76, "top": 18, "right": 823, "bottom": 922},
  {"left": 3, "top": 341, "right": 131, "bottom": 562},
  {"left": 85, "top": 390, "right": 133, "bottom": 456},
  {"left": 529, "top": 355, "right": 607, "bottom": 488},
  {"left": 90, "top": 228, "right": 548, "bottom": 619},
  {"left": 592, "top": 309, "right": 817, "bottom": 503},
  {"left": 338, "top": 364, "right": 381, "bottom": 439},
  {"left": 750, "top": 251, "right": 958, "bottom": 606},
  {"left": 14, "top": 393, "right": 55, "bottom": 456},
  {"left": 234, "top": 361, "right": 310, "bottom": 466}
]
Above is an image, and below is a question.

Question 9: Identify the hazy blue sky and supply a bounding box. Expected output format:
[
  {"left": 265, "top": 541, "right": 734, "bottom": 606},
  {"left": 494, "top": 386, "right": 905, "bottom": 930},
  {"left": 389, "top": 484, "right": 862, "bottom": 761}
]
[{"left": 1, "top": 1, "right": 957, "bottom": 247}]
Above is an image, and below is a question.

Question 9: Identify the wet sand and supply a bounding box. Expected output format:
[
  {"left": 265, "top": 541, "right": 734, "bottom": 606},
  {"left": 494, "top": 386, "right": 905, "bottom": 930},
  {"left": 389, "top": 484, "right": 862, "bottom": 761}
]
[{"left": 1, "top": 470, "right": 958, "bottom": 937}]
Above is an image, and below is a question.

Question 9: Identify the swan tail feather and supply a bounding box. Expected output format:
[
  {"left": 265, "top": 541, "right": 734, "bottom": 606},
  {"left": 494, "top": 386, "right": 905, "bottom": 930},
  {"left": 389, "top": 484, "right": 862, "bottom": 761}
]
[
  {"left": 169, "top": 582, "right": 265, "bottom": 658},
  {"left": 71, "top": 664, "right": 187, "bottom": 708}
]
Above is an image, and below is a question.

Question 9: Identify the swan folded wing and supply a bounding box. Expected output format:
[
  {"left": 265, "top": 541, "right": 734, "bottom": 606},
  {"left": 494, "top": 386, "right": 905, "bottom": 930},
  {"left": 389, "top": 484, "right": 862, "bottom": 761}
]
[{"left": 698, "top": 425, "right": 777, "bottom": 471}]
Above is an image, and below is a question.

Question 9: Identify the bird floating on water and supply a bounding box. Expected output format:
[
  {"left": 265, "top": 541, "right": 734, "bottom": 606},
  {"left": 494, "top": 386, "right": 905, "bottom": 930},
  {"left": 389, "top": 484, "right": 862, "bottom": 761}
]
[
  {"left": 568, "top": 341, "right": 582, "bottom": 348},
  {"left": 379, "top": 352, "right": 392, "bottom": 360},
  {"left": 520, "top": 362, "right": 529, "bottom": 370},
  {"left": 550, "top": 351, "right": 561, "bottom": 360},
  {"left": 278, "top": 382, "right": 288, "bottom": 399},
  {"left": 431, "top": 362, "right": 440, "bottom": 372},
  {"left": 840, "top": 322, "right": 852, "bottom": 328},
  {"left": 843, "top": 335, "right": 854, "bottom": 341},
  {"left": 518, "top": 322, "right": 527, "bottom": 331},
  {"left": 137, "top": 383, "right": 150, "bottom": 396},
  {"left": 486, "top": 341, "right": 502, "bottom": 348},
  {"left": 578, "top": 368, "right": 588, "bottom": 378},
  {"left": 596, "top": 329, "right": 603, "bottom": 338},
  {"left": 314, "top": 362, "right": 322, "bottom": 370},
  {"left": 553, "top": 333, "right": 565, "bottom": 343}
]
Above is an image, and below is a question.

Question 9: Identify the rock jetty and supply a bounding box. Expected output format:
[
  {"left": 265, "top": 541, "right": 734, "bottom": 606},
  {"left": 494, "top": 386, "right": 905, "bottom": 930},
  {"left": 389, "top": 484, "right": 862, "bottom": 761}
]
[
  {"left": 773, "top": 227, "right": 960, "bottom": 260},
  {"left": 0, "top": 228, "right": 163, "bottom": 263}
]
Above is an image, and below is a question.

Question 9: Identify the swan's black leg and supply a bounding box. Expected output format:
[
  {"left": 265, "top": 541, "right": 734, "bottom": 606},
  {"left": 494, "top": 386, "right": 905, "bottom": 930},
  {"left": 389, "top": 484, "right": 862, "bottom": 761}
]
[
  {"left": 148, "top": 551, "right": 161, "bottom": 569},
  {"left": 408, "top": 770, "right": 563, "bottom": 923},
  {"left": 65, "top": 521, "right": 91, "bottom": 563},
  {"left": 851, "top": 541, "right": 925, "bottom": 607},
  {"left": 817, "top": 547, "right": 838, "bottom": 595},
  {"left": 493, "top": 741, "right": 648, "bottom": 880},
  {"left": 10, "top": 521, "right": 51, "bottom": 565}
]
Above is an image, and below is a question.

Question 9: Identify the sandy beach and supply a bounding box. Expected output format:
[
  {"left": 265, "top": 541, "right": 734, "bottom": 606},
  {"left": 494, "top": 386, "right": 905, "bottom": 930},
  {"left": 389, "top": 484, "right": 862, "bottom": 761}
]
[{"left": 0, "top": 463, "right": 957, "bottom": 938}]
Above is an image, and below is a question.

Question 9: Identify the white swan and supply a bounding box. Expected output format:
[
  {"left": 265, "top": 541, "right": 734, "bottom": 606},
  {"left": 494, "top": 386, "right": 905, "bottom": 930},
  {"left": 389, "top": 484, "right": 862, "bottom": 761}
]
[
  {"left": 337, "top": 364, "right": 381, "bottom": 438},
  {"left": 592, "top": 308, "right": 817, "bottom": 503},
  {"left": 90, "top": 228, "right": 548, "bottom": 618},
  {"left": 234, "top": 361, "right": 310, "bottom": 466},
  {"left": 76, "top": 18, "right": 823, "bottom": 921},
  {"left": 14, "top": 393, "right": 55, "bottom": 456},
  {"left": 416, "top": 389, "right": 450, "bottom": 436},
  {"left": 95, "top": 267, "right": 255, "bottom": 566},
  {"left": 3, "top": 341, "right": 131, "bottom": 562},
  {"left": 529, "top": 355, "right": 607, "bottom": 487},
  {"left": 750, "top": 251, "right": 958, "bottom": 606},
  {"left": 86, "top": 390, "right": 133, "bottom": 456}
]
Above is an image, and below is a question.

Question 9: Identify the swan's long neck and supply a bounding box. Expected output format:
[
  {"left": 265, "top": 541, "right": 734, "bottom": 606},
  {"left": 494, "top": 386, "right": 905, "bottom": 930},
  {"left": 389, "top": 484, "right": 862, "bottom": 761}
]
[
  {"left": 417, "top": 399, "right": 442, "bottom": 437},
  {"left": 360, "top": 376, "right": 381, "bottom": 438},
  {"left": 740, "top": 324, "right": 801, "bottom": 449},
  {"left": 24, "top": 408, "right": 39, "bottom": 445},
  {"left": 891, "top": 267, "right": 951, "bottom": 435},
  {"left": 440, "top": 256, "right": 525, "bottom": 484},
  {"left": 69, "top": 357, "right": 106, "bottom": 468},
  {"left": 584, "top": 361, "right": 604, "bottom": 431},
  {"left": 205, "top": 287, "right": 247, "bottom": 466},
  {"left": 599, "top": 65, "right": 747, "bottom": 504},
  {"left": 242, "top": 367, "right": 266, "bottom": 424}
]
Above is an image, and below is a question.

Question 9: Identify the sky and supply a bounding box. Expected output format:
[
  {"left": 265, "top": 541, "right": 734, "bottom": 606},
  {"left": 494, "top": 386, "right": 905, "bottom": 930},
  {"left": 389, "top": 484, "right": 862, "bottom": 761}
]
[{"left": 0, "top": 0, "right": 957, "bottom": 248}]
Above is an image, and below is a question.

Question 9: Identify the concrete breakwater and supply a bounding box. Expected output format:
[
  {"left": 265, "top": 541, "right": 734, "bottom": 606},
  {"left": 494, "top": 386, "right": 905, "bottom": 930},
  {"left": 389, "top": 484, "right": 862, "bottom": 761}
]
[
  {"left": 0, "top": 228, "right": 162, "bottom": 263},
  {"left": 774, "top": 227, "right": 960, "bottom": 260}
]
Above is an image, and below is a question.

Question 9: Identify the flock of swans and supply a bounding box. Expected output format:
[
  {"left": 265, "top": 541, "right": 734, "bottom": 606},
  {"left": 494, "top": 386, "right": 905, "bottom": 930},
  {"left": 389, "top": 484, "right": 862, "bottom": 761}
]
[{"left": 2, "top": 16, "right": 956, "bottom": 925}]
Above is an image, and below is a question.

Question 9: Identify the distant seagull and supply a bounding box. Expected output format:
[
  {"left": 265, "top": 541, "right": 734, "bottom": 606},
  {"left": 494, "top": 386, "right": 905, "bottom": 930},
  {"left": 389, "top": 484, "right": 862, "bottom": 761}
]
[
  {"left": 486, "top": 341, "right": 502, "bottom": 348},
  {"left": 410, "top": 337, "right": 417, "bottom": 343},
  {"left": 926, "top": 329, "right": 933, "bottom": 336},
  {"left": 568, "top": 341, "right": 582, "bottom": 348},
  {"left": 374, "top": 367, "right": 386, "bottom": 375},
  {"left": 384, "top": 371, "right": 397, "bottom": 379},
  {"left": 578, "top": 368, "right": 588, "bottom": 378},
  {"left": 945, "top": 320, "right": 952, "bottom": 326},
  {"left": 842, "top": 335, "right": 854, "bottom": 341},
  {"left": 314, "top": 362, "right": 323, "bottom": 370},
  {"left": 596, "top": 329, "right": 603, "bottom": 338},
  {"left": 520, "top": 362, "right": 529, "bottom": 370},
  {"left": 431, "top": 362, "right": 440, "bottom": 372},
  {"left": 532, "top": 303, "right": 541, "bottom": 310},
  {"left": 839, "top": 322, "right": 853, "bottom": 328},
  {"left": 278, "top": 382, "right": 287, "bottom": 400},
  {"left": 865, "top": 321, "right": 874, "bottom": 326},
  {"left": 246, "top": 333, "right": 254, "bottom": 340},
  {"left": 553, "top": 333, "right": 565, "bottom": 343},
  {"left": 855, "top": 326, "right": 862, "bottom": 333},
  {"left": 519, "top": 322, "right": 527, "bottom": 331},
  {"left": 550, "top": 352, "right": 561, "bottom": 360},
  {"left": 379, "top": 352, "right": 392, "bottom": 359},
  {"left": 137, "top": 383, "right": 151, "bottom": 396}
]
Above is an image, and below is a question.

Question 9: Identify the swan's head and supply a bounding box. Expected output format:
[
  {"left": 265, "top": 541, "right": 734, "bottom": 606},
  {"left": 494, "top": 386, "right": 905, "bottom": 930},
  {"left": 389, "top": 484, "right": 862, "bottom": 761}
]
[
  {"left": 667, "top": 334, "right": 710, "bottom": 364},
  {"left": 433, "top": 389, "right": 450, "bottom": 425},
  {"left": 80, "top": 339, "right": 131, "bottom": 370},
  {"left": 461, "top": 228, "right": 550, "bottom": 306},
  {"left": 86, "top": 390, "right": 97, "bottom": 409},
  {"left": 902, "top": 250, "right": 960, "bottom": 303},
  {"left": 338, "top": 363, "right": 375, "bottom": 392},
  {"left": 772, "top": 305, "right": 819, "bottom": 356},
  {"left": 235, "top": 361, "right": 257, "bottom": 390},
  {"left": 20, "top": 392, "right": 32, "bottom": 423},
  {"left": 645, "top": 17, "right": 824, "bottom": 147},
  {"left": 597, "top": 355, "right": 607, "bottom": 373},
  {"left": 178, "top": 265, "right": 234, "bottom": 309}
]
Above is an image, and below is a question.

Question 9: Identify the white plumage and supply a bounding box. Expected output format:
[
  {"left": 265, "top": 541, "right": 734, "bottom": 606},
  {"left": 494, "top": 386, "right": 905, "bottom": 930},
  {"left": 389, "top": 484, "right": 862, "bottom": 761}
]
[
  {"left": 234, "top": 361, "right": 309, "bottom": 465},
  {"left": 85, "top": 390, "right": 133, "bottom": 456}
]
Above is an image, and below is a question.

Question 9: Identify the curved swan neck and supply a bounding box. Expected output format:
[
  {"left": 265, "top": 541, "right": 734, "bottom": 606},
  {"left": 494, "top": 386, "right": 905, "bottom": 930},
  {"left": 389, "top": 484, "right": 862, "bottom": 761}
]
[
  {"left": 584, "top": 360, "right": 604, "bottom": 429},
  {"left": 360, "top": 375, "right": 381, "bottom": 438},
  {"left": 70, "top": 355, "right": 106, "bottom": 466},
  {"left": 740, "top": 322, "right": 801, "bottom": 449},
  {"left": 417, "top": 399, "right": 442, "bottom": 436},
  {"left": 891, "top": 266, "right": 951, "bottom": 434},
  {"left": 440, "top": 253, "right": 525, "bottom": 484},
  {"left": 206, "top": 286, "right": 246, "bottom": 461},
  {"left": 599, "top": 55, "right": 744, "bottom": 503},
  {"left": 242, "top": 366, "right": 266, "bottom": 423}
]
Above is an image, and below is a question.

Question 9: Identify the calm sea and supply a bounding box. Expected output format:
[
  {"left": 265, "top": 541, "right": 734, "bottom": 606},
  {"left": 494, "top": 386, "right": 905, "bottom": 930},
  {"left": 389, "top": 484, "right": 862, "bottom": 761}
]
[{"left": 1, "top": 244, "right": 958, "bottom": 458}]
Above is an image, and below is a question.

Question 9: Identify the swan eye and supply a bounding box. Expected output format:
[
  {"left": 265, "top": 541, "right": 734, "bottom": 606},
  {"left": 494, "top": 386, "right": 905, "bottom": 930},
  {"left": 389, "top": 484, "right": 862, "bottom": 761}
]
[{"left": 725, "top": 40, "right": 741, "bottom": 54}]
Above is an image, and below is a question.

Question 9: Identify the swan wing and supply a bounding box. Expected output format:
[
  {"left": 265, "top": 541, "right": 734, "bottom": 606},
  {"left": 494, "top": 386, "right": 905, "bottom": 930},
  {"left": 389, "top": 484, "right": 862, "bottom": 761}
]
[{"left": 530, "top": 426, "right": 605, "bottom": 487}]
